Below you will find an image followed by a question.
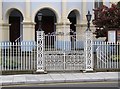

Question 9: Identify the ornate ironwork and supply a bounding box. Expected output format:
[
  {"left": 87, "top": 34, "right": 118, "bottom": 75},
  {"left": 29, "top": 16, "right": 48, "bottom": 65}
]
[
  {"left": 84, "top": 30, "right": 93, "bottom": 71},
  {"left": 45, "top": 51, "right": 85, "bottom": 71},
  {"left": 37, "top": 31, "right": 85, "bottom": 72},
  {"left": 44, "top": 33, "right": 85, "bottom": 71},
  {"left": 36, "top": 31, "right": 45, "bottom": 72}
]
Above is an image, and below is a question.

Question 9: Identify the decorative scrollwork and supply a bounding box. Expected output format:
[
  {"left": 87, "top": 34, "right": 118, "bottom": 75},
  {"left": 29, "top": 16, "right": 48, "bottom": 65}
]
[
  {"left": 37, "top": 31, "right": 44, "bottom": 72},
  {"left": 84, "top": 31, "right": 93, "bottom": 71},
  {"left": 45, "top": 51, "right": 85, "bottom": 71}
]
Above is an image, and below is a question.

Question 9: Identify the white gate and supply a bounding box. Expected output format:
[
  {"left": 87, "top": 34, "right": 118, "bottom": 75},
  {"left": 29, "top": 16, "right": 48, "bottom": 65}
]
[
  {"left": 36, "top": 31, "right": 93, "bottom": 72},
  {"left": 44, "top": 33, "right": 85, "bottom": 71}
]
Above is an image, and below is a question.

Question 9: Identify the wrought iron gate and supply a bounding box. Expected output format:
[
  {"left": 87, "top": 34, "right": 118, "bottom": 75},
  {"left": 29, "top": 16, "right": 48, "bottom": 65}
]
[
  {"left": 36, "top": 31, "right": 93, "bottom": 72},
  {"left": 44, "top": 33, "right": 85, "bottom": 71},
  {"left": 45, "top": 49, "right": 85, "bottom": 71}
]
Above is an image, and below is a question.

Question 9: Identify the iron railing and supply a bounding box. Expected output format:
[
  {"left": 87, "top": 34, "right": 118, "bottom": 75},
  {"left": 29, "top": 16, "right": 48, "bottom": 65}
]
[
  {"left": 94, "top": 42, "right": 120, "bottom": 70},
  {"left": 0, "top": 42, "right": 37, "bottom": 71}
]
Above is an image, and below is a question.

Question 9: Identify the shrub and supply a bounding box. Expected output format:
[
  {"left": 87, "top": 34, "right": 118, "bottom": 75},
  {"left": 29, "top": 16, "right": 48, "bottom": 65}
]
[{"left": 92, "top": 1, "right": 120, "bottom": 38}]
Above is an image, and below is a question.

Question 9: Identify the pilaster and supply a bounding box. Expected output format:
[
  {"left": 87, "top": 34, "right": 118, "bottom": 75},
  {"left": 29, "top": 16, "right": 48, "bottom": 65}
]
[
  {"left": 61, "top": 0, "right": 69, "bottom": 23},
  {"left": 81, "top": 0, "right": 87, "bottom": 24},
  {"left": 0, "top": 0, "right": 3, "bottom": 41},
  {"left": 0, "top": 0, "right": 2, "bottom": 23},
  {"left": 0, "top": 23, "right": 10, "bottom": 41},
  {"left": 25, "top": 0, "right": 31, "bottom": 21},
  {"left": 22, "top": 21, "right": 35, "bottom": 41}
]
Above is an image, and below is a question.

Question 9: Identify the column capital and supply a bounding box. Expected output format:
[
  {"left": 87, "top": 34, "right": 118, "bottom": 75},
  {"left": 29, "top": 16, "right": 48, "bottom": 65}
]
[
  {"left": 22, "top": 21, "right": 36, "bottom": 25},
  {"left": 1, "top": 22, "right": 10, "bottom": 26},
  {"left": 75, "top": 22, "right": 95, "bottom": 27}
]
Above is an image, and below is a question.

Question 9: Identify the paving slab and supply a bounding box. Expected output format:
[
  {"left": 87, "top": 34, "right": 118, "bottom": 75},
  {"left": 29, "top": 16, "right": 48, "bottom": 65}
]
[
  {"left": 2, "top": 76, "right": 13, "bottom": 85},
  {"left": 84, "top": 73, "right": 105, "bottom": 81},
  {"left": 49, "top": 74, "right": 65, "bottom": 83},
  {"left": 60, "top": 73, "right": 81, "bottom": 82},
  {"left": 72, "top": 73, "right": 93, "bottom": 82},
  {"left": 97, "top": 72, "right": 118, "bottom": 81},
  {"left": 25, "top": 75, "right": 40, "bottom": 84},
  {"left": 36, "top": 74, "right": 53, "bottom": 83},
  {"left": 12, "top": 75, "right": 26, "bottom": 84},
  {"left": 1, "top": 72, "right": 119, "bottom": 86}
]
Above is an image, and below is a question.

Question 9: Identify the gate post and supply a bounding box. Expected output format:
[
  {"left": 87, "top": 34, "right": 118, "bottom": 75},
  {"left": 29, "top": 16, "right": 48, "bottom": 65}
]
[
  {"left": 84, "top": 30, "right": 93, "bottom": 71},
  {"left": 84, "top": 11, "right": 93, "bottom": 72},
  {"left": 36, "top": 31, "right": 45, "bottom": 73}
]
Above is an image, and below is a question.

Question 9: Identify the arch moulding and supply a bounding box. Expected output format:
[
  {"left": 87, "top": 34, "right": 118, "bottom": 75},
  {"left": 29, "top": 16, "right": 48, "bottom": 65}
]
[
  {"left": 67, "top": 8, "right": 81, "bottom": 24},
  {"left": 4, "top": 7, "right": 25, "bottom": 23},
  {"left": 32, "top": 4, "right": 60, "bottom": 23}
]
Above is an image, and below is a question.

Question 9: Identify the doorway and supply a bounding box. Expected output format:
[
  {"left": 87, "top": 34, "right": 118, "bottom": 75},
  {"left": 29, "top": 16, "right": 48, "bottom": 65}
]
[
  {"left": 9, "top": 9, "right": 23, "bottom": 42},
  {"left": 35, "top": 8, "right": 57, "bottom": 48},
  {"left": 68, "top": 11, "right": 77, "bottom": 49}
]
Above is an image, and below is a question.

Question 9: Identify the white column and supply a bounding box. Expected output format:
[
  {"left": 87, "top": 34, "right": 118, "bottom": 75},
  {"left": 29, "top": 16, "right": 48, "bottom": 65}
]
[
  {"left": 0, "top": 0, "right": 2, "bottom": 23},
  {"left": 0, "top": 0, "right": 2, "bottom": 41},
  {"left": 61, "top": 0, "right": 71, "bottom": 35},
  {"left": 22, "top": 0, "right": 36, "bottom": 41},
  {"left": 0, "top": 0, "right": 11, "bottom": 42},
  {"left": 76, "top": 0, "right": 87, "bottom": 38},
  {"left": 25, "top": 0, "right": 30, "bottom": 21},
  {"left": 55, "top": 0, "right": 71, "bottom": 50},
  {"left": 61, "top": 0, "right": 69, "bottom": 24},
  {"left": 81, "top": 0, "right": 87, "bottom": 24},
  {"left": 22, "top": 21, "right": 35, "bottom": 41},
  {"left": 0, "top": 0, "right": 10, "bottom": 42}
]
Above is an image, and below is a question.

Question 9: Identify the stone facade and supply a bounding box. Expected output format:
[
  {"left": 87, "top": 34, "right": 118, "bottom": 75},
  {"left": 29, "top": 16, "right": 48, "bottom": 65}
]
[{"left": 0, "top": 0, "right": 116, "bottom": 42}]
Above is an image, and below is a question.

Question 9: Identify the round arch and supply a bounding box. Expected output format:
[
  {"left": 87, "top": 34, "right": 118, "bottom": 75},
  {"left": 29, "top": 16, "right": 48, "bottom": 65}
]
[
  {"left": 32, "top": 6, "right": 60, "bottom": 23},
  {"left": 67, "top": 9, "right": 81, "bottom": 24},
  {"left": 6, "top": 8, "right": 24, "bottom": 42},
  {"left": 34, "top": 8, "right": 57, "bottom": 41},
  {"left": 5, "top": 8, "right": 24, "bottom": 23}
]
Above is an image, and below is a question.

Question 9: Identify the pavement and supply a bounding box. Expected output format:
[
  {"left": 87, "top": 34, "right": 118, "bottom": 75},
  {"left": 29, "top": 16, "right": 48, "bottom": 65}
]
[{"left": 0, "top": 72, "right": 119, "bottom": 86}]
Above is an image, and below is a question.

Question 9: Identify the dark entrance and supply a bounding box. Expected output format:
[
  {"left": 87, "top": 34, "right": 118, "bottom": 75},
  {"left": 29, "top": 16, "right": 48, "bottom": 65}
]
[
  {"left": 9, "top": 17, "right": 20, "bottom": 42},
  {"left": 68, "top": 11, "right": 77, "bottom": 49},
  {"left": 35, "top": 8, "right": 56, "bottom": 41},
  {"left": 9, "top": 9, "right": 23, "bottom": 42},
  {"left": 35, "top": 16, "right": 54, "bottom": 35},
  {"left": 68, "top": 11, "right": 76, "bottom": 34}
]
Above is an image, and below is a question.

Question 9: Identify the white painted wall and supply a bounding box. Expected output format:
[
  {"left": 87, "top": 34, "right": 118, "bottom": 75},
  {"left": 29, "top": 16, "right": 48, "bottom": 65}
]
[
  {"left": 67, "top": 2, "right": 81, "bottom": 23},
  {"left": 87, "top": 1, "right": 94, "bottom": 20},
  {"left": 31, "top": 2, "right": 61, "bottom": 22},
  {"left": 1, "top": 0, "right": 112, "bottom": 42}
]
